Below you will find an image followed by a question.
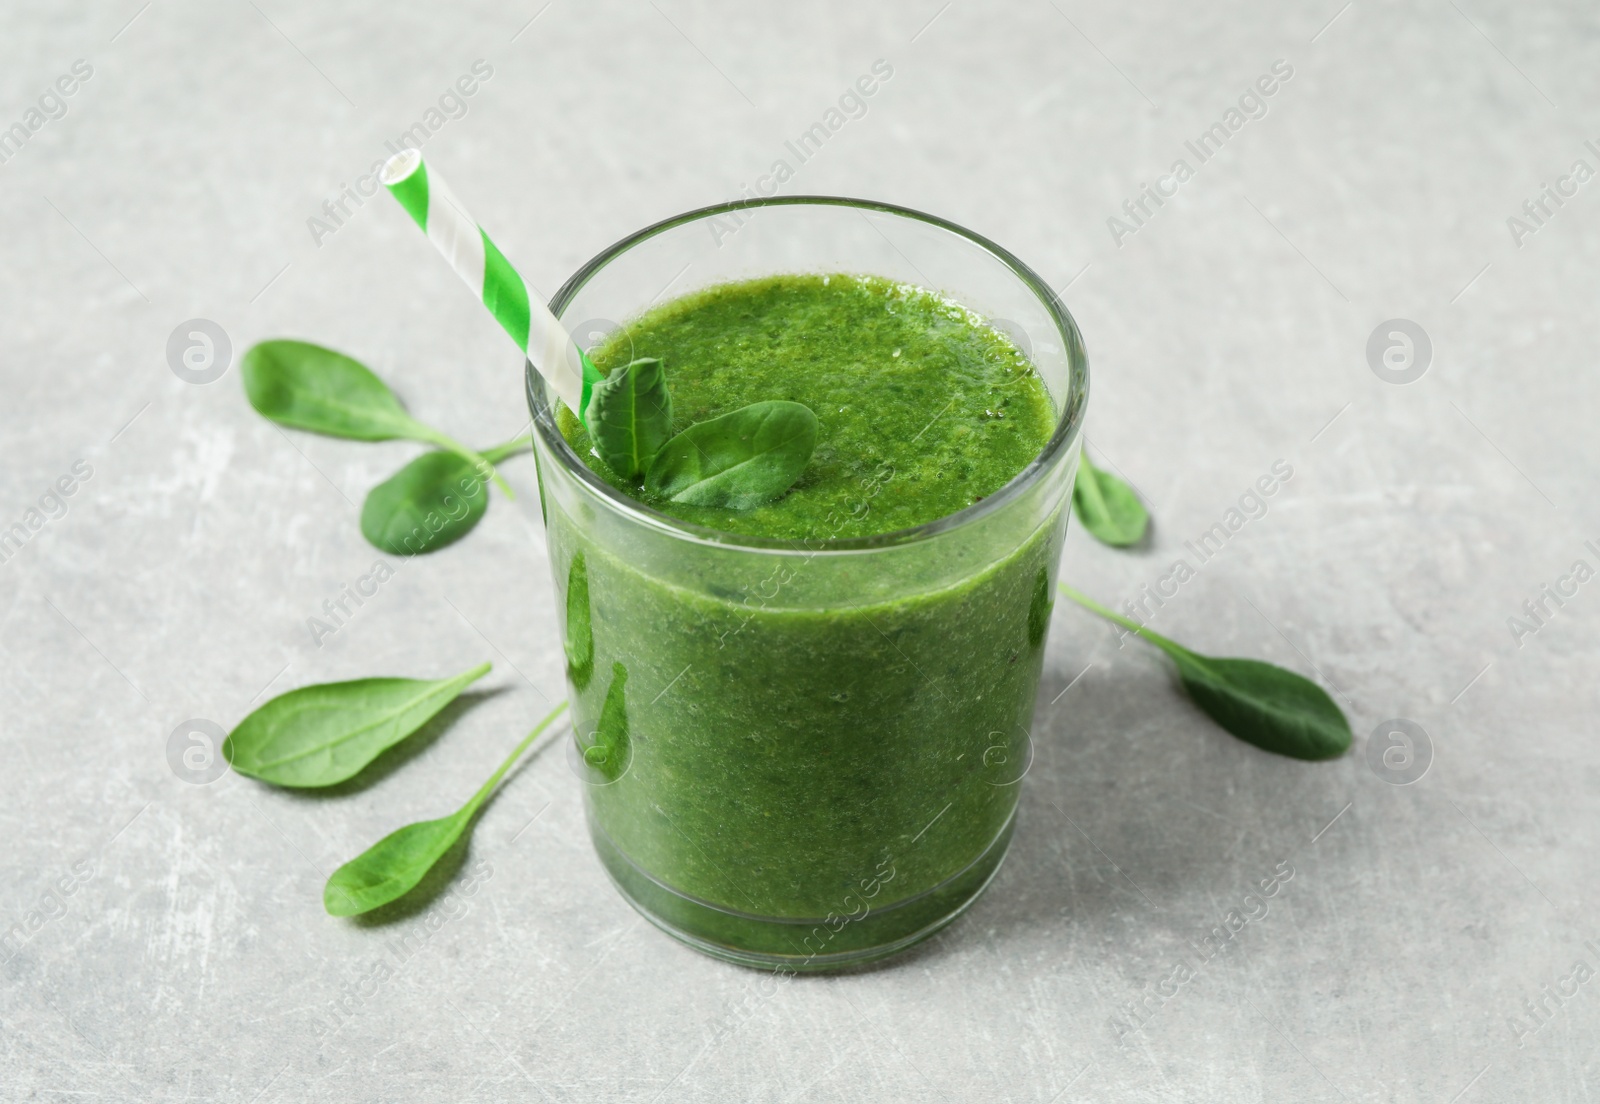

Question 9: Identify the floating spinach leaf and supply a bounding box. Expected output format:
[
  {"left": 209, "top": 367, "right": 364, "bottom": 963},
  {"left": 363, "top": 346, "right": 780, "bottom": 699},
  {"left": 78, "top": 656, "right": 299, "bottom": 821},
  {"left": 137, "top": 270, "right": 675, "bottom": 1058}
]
[
  {"left": 1073, "top": 453, "right": 1148, "bottom": 547},
  {"left": 359, "top": 435, "right": 530, "bottom": 556},
  {"left": 644, "top": 400, "right": 818, "bottom": 509},
  {"left": 575, "top": 662, "right": 629, "bottom": 782},
  {"left": 587, "top": 357, "right": 673, "bottom": 478},
  {"left": 242, "top": 339, "right": 510, "bottom": 496},
  {"left": 564, "top": 553, "right": 594, "bottom": 690},
  {"left": 324, "top": 700, "right": 569, "bottom": 916},
  {"left": 1057, "top": 584, "right": 1350, "bottom": 760},
  {"left": 223, "top": 662, "right": 492, "bottom": 787}
]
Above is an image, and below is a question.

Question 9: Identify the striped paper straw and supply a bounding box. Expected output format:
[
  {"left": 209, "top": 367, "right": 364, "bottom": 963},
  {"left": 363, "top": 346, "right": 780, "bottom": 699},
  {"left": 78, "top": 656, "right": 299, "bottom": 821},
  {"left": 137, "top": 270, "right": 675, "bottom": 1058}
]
[{"left": 379, "top": 149, "right": 600, "bottom": 422}]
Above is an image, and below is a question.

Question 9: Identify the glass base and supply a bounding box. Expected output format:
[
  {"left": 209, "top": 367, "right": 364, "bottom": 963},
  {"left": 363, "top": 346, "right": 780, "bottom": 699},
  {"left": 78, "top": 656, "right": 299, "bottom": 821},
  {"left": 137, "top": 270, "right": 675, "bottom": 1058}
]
[{"left": 587, "top": 809, "right": 1016, "bottom": 973}]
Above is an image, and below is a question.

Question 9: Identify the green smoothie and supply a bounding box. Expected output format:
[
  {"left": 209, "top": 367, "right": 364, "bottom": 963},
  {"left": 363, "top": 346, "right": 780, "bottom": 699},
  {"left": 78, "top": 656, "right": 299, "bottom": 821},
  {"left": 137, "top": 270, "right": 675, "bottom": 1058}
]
[
  {"left": 540, "top": 273, "right": 1066, "bottom": 968},
  {"left": 557, "top": 274, "right": 1054, "bottom": 540}
]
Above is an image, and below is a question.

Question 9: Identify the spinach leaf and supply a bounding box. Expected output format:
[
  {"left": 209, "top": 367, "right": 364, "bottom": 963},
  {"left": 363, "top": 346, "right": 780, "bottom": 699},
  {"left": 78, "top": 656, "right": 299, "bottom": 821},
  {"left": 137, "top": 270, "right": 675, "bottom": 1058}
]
[
  {"left": 243, "top": 339, "right": 417, "bottom": 440},
  {"left": 324, "top": 700, "right": 568, "bottom": 916},
  {"left": 1057, "top": 584, "right": 1350, "bottom": 760},
  {"left": 359, "top": 435, "right": 530, "bottom": 556},
  {"left": 563, "top": 553, "right": 594, "bottom": 690},
  {"left": 241, "top": 339, "right": 510, "bottom": 496},
  {"left": 575, "top": 662, "right": 629, "bottom": 781},
  {"left": 1027, "top": 568, "right": 1052, "bottom": 649},
  {"left": 587, "top": 357, "right": 673, "bottom": 478},
  {"left": 1073, "top": 453, "right": 1148, "bottom": 547},
  {"left": 223, "top": 662, "right": 492, "bottom": 787},
  {"left": 644, "top": 400, "right": 818, "bottom": 509},
  {"left": 361, "top": 452, "right": 489, "bottom": 555}
]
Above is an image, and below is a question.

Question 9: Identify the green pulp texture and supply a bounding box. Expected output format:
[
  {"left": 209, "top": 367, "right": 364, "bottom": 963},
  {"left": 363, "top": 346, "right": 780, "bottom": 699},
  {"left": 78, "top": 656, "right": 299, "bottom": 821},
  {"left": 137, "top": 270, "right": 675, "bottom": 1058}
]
[
  {"left": 557, "top": 273, "right": 1055, "bottom": 541},
  {"left": 563, "top": 530, "right": 1058, "bottom": 948},
  {"left": 545, "top": 273, "right": 1067, "bottom": 967}
]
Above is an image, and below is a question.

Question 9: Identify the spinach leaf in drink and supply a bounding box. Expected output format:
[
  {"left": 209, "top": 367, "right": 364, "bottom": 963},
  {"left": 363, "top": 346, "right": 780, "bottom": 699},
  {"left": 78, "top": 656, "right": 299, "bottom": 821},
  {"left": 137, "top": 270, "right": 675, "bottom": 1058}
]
[
  {"left": 324, "top": 701, "right": 569, "bottom": 916},
  {"left": 645, "top": 400, "right": 818, "bottom": 509},
  {"left": 360, "top": 435, "right": 530, "bottom": 556},
  {"left": 223, "top": 662, "right": 493, "bottom": 787},
  {"left": 1027, "top": 568, "right": 1052, "bottom": 649},
  {"left": 1072, "top": 453, "right": 1148, "bottom": 547},
  {"left": 587, "top": 357, "right": 674, "bottom": 478},
  {"left": 563, "top": 553, "right": 594, "bottom": 690},
  {"left": 575, "top": 662, "right": 629, "bottom": 782},
  {"left": 1057, "top": 584, "right": 1351, "bottom": 761},
  {"left": 241, "top": 339, "right": 510, "bottom": 496}
]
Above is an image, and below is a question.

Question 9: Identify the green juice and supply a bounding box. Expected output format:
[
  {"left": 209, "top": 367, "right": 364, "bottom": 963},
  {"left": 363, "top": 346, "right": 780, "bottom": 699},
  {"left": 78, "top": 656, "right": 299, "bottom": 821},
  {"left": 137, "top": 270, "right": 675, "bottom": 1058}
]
[
  {"left": 541, "top": 273, "right": 1067, "bottom": 969},
  {"left": 558, "top": 274, "right": 1054, "bottom": 539}
]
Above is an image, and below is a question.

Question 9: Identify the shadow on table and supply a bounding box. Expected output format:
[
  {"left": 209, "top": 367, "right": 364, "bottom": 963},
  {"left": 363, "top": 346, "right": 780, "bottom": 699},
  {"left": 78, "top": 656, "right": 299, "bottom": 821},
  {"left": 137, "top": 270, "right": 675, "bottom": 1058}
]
[
  {"left": 341, "top": 713, "right": 565, "bottom": 929},
  {"left": 833, "top": 649, "right": 1342, "bottom": 976},
  {"left": 265, "top": 686, "right": 572, "bottom": 927}
]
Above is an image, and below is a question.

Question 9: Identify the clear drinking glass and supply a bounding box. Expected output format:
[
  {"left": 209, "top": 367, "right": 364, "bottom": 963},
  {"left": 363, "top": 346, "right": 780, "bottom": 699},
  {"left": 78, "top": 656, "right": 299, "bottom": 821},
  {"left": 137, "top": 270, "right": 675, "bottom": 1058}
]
[{"left": 528, "top": 197, "right": 1088, "bottom": 971}]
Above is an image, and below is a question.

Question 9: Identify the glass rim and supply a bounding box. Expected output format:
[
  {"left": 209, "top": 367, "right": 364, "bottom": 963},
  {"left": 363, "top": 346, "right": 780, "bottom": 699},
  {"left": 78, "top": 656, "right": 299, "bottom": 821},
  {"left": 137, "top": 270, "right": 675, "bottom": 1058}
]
[{"left": 529, "top": 194, "right": 1089, "bottom": 554}]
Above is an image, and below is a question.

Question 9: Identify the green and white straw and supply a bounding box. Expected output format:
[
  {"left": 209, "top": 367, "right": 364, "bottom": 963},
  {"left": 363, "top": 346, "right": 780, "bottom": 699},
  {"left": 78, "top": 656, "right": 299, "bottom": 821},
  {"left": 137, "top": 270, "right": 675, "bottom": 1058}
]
[{"left": 378, "top": 148, "right": 602, "bottom": 423}]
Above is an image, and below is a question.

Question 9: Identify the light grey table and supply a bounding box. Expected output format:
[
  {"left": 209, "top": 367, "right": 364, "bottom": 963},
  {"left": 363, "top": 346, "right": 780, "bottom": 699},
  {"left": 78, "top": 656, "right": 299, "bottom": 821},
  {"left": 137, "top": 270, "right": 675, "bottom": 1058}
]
[{"left": 2, "top": 1, "right": 1595, "bottom": 1100}]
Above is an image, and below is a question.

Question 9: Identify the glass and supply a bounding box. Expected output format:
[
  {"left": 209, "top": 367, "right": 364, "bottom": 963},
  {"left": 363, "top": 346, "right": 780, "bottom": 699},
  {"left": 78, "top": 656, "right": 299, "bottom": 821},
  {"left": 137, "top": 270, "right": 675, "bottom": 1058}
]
[{"left": 528, "top": 197, "right": 1089, "bottom": 971}]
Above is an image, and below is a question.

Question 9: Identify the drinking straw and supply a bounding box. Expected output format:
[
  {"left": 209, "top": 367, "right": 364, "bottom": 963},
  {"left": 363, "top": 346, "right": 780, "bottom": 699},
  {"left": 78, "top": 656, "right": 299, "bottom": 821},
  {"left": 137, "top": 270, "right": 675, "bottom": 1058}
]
[{"left": 378, "top": 149, "right": 602, "bottom": 423}]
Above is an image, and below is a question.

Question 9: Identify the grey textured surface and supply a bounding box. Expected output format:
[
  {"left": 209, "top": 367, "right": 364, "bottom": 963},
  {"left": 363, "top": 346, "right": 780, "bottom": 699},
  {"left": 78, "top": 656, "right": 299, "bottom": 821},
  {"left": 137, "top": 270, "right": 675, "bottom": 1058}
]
[{"left": 1, "top": 1, "right": 1596, "bottom": 1100}]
